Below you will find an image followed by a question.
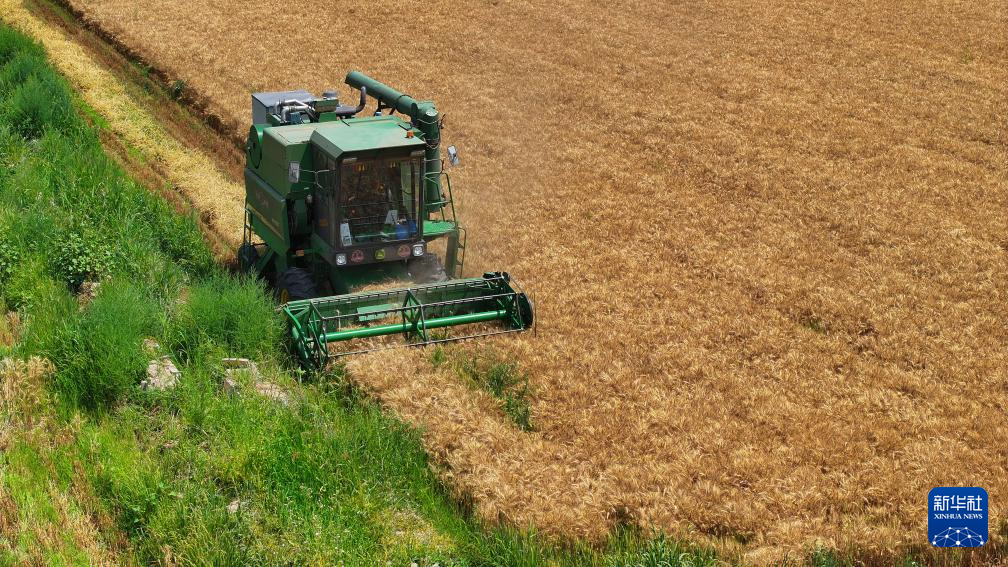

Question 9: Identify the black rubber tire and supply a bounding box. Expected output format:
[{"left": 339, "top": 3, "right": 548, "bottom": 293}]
[
  {"left": 237, "top": 243, "right": 259, "bottom": 273},
  {"left": 278, "top": 267, "right": 318, "bottom": 302},
  {"left": 517, "top": 293, "right": 535, "bottom": 328},
  {"left": 407, "top": 254, "right": 449, "bottom": 283}
]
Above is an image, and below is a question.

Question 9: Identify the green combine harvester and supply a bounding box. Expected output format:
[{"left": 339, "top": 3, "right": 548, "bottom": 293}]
[{"left": 239, "top": 72, "right": 534, "bottom": 369}]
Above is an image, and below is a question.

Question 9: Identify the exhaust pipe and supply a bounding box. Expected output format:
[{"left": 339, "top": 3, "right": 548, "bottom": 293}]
[{"left": 331, "top": 86, "right": 366, "bottom": 117}]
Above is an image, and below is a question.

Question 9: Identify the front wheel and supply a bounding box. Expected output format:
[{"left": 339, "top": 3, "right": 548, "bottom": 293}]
[{"left": 277, "top": 267, "right": 318, "bottom": 303}]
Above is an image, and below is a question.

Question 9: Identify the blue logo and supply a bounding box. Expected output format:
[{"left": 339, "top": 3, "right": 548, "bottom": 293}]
[{"left": 929, "top": 487, "right": 988, "bottom": 547}]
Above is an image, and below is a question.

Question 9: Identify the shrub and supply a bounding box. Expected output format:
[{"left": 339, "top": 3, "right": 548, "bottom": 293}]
[
  {"left": 54, "top": 232, "right": 115, "bottom": 291},
  {"left": 147, "top": 202, "right": 215, "bottom": 277},
  {"left": 5, "top": 71, "right": 75, "bottom": 140},
  {"left": 167, "top": 275, "right": 281, "bottom": 362},
  {"left": 0, "top": 49, "right": 45, "bottom": 93},
  {"left": 52, "top": 280, "right": 158, "bottom": 409},
  {"left": 0, "top": 26, "right": 31, "bottom": 67},
  {"left": 0, "top": 240, "right": 19, "bottom": 285},
  {"left": 169, "top": 79, "right": 185, "bottom": 100}
]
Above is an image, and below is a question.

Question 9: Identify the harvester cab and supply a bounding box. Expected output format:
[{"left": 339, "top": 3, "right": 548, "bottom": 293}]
[{"left": 240, "top": 72, "right": 534, "bottom": 369}]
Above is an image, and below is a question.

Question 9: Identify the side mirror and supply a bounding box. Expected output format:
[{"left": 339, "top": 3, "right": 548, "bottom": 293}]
[{"left": 446, "top": 145, "right": 460, "bottom": 167}]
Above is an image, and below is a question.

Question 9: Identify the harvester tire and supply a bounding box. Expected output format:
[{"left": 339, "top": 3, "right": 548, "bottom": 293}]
[
  {"left": 278, "top": 267, "right": 317, "bottom": 303},
  {"left": 237, "top": 243, "right": 259, "bottom": 273}
]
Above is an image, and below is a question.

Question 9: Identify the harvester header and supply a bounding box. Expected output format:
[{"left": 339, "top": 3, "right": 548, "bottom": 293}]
[{"left": 239, "top": 72, "right": 534, "bottom": 368}]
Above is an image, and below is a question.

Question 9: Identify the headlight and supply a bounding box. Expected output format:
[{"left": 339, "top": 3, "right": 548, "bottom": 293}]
[
  {"left": 335, "top": 253, "right": 347, "bottom": 266},
  {"left": 412, "top": 243, "right": 425, "bottom": 257}
]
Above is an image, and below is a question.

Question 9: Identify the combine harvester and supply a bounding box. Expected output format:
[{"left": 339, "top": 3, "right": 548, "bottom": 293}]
[{"left": 239, "top": 72, "right": 534, "bottom": 369}]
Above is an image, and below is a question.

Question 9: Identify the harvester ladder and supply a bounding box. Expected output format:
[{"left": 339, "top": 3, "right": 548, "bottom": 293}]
[
  {"left": 425, "top": 162, "right": 467, "bottom": 277},
  {"left": 425, "top": 160, "right": 458, "bottom": 225},
  {"left": 453, "top": 226, "right": 467, "bottom": 278}
]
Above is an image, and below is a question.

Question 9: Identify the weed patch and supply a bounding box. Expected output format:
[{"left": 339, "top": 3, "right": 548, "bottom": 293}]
[
  {"left": 51, "top": 280, "right": 158, "bottom": 408},
  {"left": 169, "top": 78, "right": 185, "bottom": 100},
  {"left": 456, "top": 349, "right": 533, "bottom": 431},
  {"left": 5, "top": 69, "right": 73, "bottom": 139},
  {"left": 0, "top": 241, "right": 18, "bottom": 285},
  {"left": 0, "top": 49, "right": 45, "bottom": 92}
]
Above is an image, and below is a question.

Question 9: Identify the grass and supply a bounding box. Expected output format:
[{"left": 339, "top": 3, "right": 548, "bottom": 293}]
[
  {"left": 168, "top": 78, "right": 185, "bottom": 100},
  {"left": 1, "top": 0, "right": 247, "bottom": 256},
  {"left": 0, "top": 22, "right": 735, "bottom": 565}
]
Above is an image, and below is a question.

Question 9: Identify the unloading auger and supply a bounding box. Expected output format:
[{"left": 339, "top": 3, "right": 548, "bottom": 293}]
[{"left": 239, "top": 72, "right": 534, "bottom": 369}]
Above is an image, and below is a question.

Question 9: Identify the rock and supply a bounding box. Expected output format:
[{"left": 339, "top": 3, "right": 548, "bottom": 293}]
[
  {"left": 142, "top": 337, "right": 161, "bottom": 355},
  {"left": 77, "top": 281, "right": 100, "bottom": 308},
  {"left": 142, "top": 356, "right": 180, "bottom": 390},
  {"left": 222, "top": 357, "right": 288, "bottom": 404},
  {"left": 222, "top": 357, "right": 262, "bottom": 380},
  {"left": 226, "top": 499, "right": 242, "bottom": 514},
  {"left": 253, "top": 380, "right": 290, "bottom": 406},
  {"left": 221, "top": 375, "right": 240, "bottom": 395}
]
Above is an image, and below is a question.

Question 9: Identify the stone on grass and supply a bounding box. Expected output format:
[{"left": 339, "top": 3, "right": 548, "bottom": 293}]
[
  {"left": 221, "top": 357, "right": 289, "bottom": 405},
  {"left": 253, "top": 380, "right": 290, "bottom": 405},
  {"left": 142, "top": 337, "right": 161, "bottom": 355},
  {"left": 222, "top": 357, "right": 262, "bottom": 379},
  {"left": 77, "top": 281, "right": 100, "bottom": 308},
  {"left": 142, "top": 356, "right": 180, "bottom": 390},
  {"left": 221, "top": 375, "right": 240, "bottom": 395}
]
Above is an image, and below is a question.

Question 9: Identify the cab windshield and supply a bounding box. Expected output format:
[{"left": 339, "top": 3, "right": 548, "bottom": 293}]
[{"left": 314, "top": 151, "right": 422, "bottom": 247}]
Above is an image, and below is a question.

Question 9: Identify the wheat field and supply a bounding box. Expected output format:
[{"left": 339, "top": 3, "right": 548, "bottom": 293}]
[{"left": 53, "top": 0, "right": 1008, "bottom": 560}]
